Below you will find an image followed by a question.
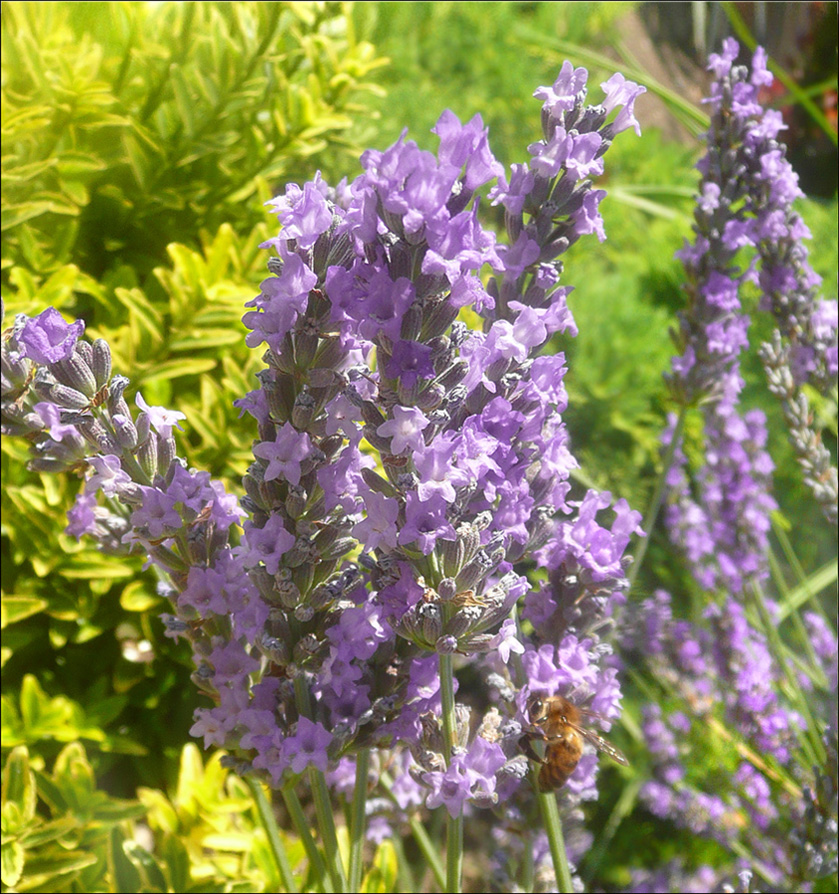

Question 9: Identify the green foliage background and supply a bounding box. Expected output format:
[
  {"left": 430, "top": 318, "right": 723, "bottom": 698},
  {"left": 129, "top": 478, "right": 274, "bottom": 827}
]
[{"left": 2, "top": 2, "right": 836, "bottom": 892}]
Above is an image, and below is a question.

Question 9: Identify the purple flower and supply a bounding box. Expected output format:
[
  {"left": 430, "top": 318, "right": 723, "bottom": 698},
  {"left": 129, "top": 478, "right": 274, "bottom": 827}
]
[
  {"left": 242, "top": 515, "right": 296, "bottom": 575},
  {"left": 424, "top": 756, "right": 472, "bottom": 817},
  {"left": 491, "top": 618, "right": 524, "bottom": 664},
  {"left": 284, "top": 717, "right": 333, "bottom": 774},
  {"left": 528, "top": 126, "right": 603, "bottom": 181},
  {"left": 87, "top": 454, "right": 132, "bottom": 498},
  {"left": 384, "top": 340, "right": 435, "bottom": 387},
  {"left": 131, "top": 487, "right": 182, "bottom": 540},
  {"left": 353, "top": 489, "right": 400, "bottom": 552},
  {"left": 533, "top": 61, "right": 588, "bottom": 118},
  {"left": 376, "top": 405, "right": 429, "bottom": 455},
  {"left": 600, "top": 72, "right": 646, "bottom": 136},
  {"left": 64, "top": 492, "right": 99, "bottom": 538},
  {"left": 398, "top": 491, "right": 456, "bottom": 555},
  {"left": 265, "top": 179, "right": 334, "bottom": 250},
  {"left": 136, "top": 393, "right": 186, "bottom": 438},
  {"left": 431, "top": 109, "right": 504, "bottom": 191},
  {"left": 15, "top": 308, "right": 85, "bottom": 365},
  {"left": 253, "top": 422, "right": 313, "bottom": 485}
]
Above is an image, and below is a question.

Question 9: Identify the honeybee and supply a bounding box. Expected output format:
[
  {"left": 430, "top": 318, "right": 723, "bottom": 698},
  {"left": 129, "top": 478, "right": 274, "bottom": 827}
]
[{"left": 521, "top": 693, "right": 629, "bottom": 792}]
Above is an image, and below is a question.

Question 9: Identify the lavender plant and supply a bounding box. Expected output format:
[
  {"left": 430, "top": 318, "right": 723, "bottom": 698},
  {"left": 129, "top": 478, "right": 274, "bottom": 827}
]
[
  {"left": 618, "top": 39, "right": 838, "bottom": 893},
  {"left": 663, "top": 38, "right": 838, "bottom": 596},
  {"left": 2, "top": 62, "right": 647, "bottom": 893},
  {"left": 621, "top": 589, "right": 837, "bottom": 892}
]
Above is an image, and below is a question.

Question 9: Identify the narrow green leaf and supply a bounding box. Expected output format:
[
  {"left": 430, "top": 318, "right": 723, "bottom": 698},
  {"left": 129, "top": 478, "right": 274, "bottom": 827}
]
[
  {"left": 2, "top": 594, "right": 48, "bottom": 627},
  {"left": 169, "top": 63, "right": 197, "bottom": 138},
  {"left": 140, "top": 358, "right": 218, "bottom": 381},
  {"left": 109, "top": 827, "right": 143, "bottom": 894}
]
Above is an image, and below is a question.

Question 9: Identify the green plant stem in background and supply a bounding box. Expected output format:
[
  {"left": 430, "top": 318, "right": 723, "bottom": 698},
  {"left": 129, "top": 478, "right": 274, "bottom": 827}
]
[
  {"left": 309, "top": 766, "right": 348, "bottom": 893},
  {"left": 771, "top": 518, "right": 838, "bottom": 623},
  {"left": 537, "top": 787, "right": 575, "bottom": 894},
  {"left": 292, "top": 674, "right": 347, "bottom": 892},
  {"left": 628, "top": 406, "right": 687, "bottom": 593},
  {"left": 729, "top": 837, "right": 784, "bottom": 888},
  {"left": 246, "top": 777, "right": 299, "bottom": 894},
  {"left": 438, "top": 651, "right": 463, "bottom": 894},
  {"left": 281, "top": 786, "right": 328, "bottom": 892},
  {"left": 750, "top": 581, "right": 827, "bottom": 768},
  {"left": 348, "top": 749, "right": 370, "bottom": 892},
  {"left": 379, "top": 772, "right": 447, "bottom": 891},
  {"left": 581, "top": 776, "right": 643, "bottom": 886},
  {"left": 766, "top": 547, "right": 829, "bottom": 688}
]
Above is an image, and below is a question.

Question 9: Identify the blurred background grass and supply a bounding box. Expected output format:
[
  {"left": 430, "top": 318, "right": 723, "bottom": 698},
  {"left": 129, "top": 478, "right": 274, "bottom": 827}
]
[{"left": 2, "top": 2, "right": 836, "bottom": 891}]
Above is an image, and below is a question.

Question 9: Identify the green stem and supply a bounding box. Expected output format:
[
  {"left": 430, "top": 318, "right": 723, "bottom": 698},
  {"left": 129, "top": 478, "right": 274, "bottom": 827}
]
[
  {"left": 391, "top": 832, "right": 417, "bottom": 894},
  {"left": 380, "top": 772, "right": 446, "bottom": 891},
  {"left": 247, "top": 777, "right": 299, "bottom": 893},
  {"left": 446, "top": 812, "right": 464, "bottom": 894},
  {"left": 438, "top": 652, "right": 458, "bottom": 757},
  {"left": 580, "top": 777, "right": 642, "bottom": 885},
  {"left": 628, "top": 406, "right": 687, "bottom": 593},
  {"left": 292, "top": 675, "right": 347, "bottom": 893},
  {"left": 521, "top": 829, "right": 535, "bottom": 894},
  {"left": 438, "top": 651, "right": 463, "bottom": 894},
  {"left": 281, "top": 786, "right": 327, "bottom": 892},
  {"left": 536, "top": 788, "right": 574, "bottom": 894},
  {"left": 348, "top": 749, "right": 370, "bottom": 892},
  {"left": 309, "top": 766, "right": 348, "bottom": 893},
  {"left": 751, "top": 582, "right": 826, "bottom": 766}
]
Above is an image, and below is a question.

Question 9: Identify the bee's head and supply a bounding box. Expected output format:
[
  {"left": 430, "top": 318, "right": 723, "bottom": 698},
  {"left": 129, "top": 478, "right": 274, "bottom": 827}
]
[{"left": 525, "top": 693, "right": 549, "bottom": 724}]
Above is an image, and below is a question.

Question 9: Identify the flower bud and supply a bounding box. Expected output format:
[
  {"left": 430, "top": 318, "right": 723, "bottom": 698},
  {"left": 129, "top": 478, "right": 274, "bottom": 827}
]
[
  {"left": 455, "top": 549, "right": 492, "bottom": 592},
  {"left": 76, "top": 416, "right": 119, "bottom": 453},
  {"left": 293, "top": 633, "right": 323, "bottom": 665},
  {"left": 361, "top": 467, "right": 398, "bottom": 498},
  {"left": 362, "top": 424, "right": 392, "bottom": 453},
  {"left": 441, "top": 534, "right": 467, "bottom": 579},
  {"left": 444, "top": 610, "right": 474, "bottom": 640},
  {"left": 285, "top": 483, "right": 307, "bottom": 519},
  {"left": 360, "top": 400, "right": 386, "bottom": 427},
  {"left": 136, "top": 432, "right": 159, "bottom": 479},
  {"left": 293, "top": 604, "right": 314, "bottom": 623},
  {"left": 91, "top": 339, "right": 112, "bottom": 389},
  {"left": 313, "top": 336, "right": 346, "bottom": 371},
  {"left": 48, "top": 382, "right": 91, "bottom": 410},
  {"left": 291, "top": 389, "right": 316, "bottom": 430},
  {"left": 107, "top": 375, "right": 130, "bottom": 410},
  {"left": 423, "top": 298, "right": 459, "bottom": 340},
  {"left": 418, "top": 602, "right": 442, "bottom": 645},
  {"left": 158, "top": 435, "right": 176, "bottom": 475},
  {"left": 52, "top": 351, "right": 97, "bottom": 398},
  {"left": 112, "top": 414, "right": 138, "bottom": 449},
  {"left": 295, "top": 329, "right": 319, "bottom": 368},
  {"left": 435, "top": 634, "right": 458, "bottom": 654}
]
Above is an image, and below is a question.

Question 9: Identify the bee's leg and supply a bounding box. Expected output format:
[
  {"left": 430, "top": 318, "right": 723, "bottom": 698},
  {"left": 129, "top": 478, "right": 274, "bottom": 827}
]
[{"left": 519, "top": 731, "right": 546, "bottom": 764}]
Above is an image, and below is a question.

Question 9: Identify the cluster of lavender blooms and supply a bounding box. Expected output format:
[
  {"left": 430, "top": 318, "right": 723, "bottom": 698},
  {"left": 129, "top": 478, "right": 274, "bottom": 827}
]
[
  {"left": 626, "top": 863, "right": 763, "bottom": 894},
  {"left": 2, "top": 61, "right": 645, "bottom": 838},
  {"left": 664, "top": 38, "right": 839, "bottom": 593},
  {"left": 620, "top": 588, "right": 837, "bottom": 891}
]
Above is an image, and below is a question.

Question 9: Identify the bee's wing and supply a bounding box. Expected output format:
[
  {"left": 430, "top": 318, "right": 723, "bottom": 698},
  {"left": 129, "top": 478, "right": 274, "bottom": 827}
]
[
  {"left": 571, "top": 723, "right": 629, "bottom": 766},
  {"left": 576, "top": 705, "right": 611, "bottom": 723}
]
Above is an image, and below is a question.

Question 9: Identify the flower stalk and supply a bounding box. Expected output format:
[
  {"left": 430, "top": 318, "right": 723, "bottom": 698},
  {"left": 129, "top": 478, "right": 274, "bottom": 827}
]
[{"left": 537, "top": 787, "right": 575, "bottom": 894}]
